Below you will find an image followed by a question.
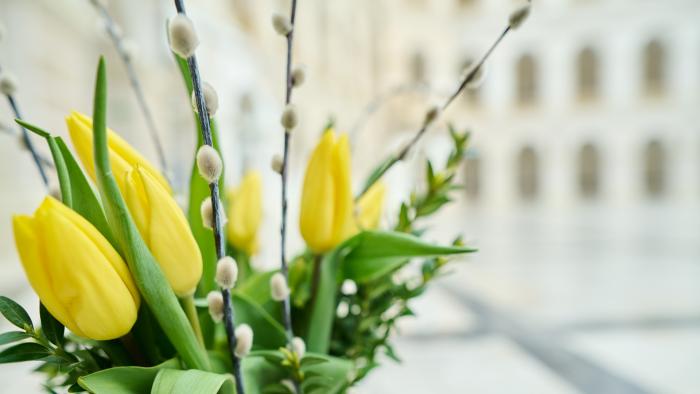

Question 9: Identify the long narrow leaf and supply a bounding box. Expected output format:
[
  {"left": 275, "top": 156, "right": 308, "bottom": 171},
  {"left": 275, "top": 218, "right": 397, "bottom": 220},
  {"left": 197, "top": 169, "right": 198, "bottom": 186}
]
[{"left": 90, "top": 57, "right": 209, "bottom": 371}]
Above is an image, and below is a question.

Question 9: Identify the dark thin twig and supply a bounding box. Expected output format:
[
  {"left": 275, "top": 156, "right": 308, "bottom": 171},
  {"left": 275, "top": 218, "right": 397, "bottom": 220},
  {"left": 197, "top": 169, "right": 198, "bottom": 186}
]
[
  {"left": 278, "top": 0, "right": 299, "bottom": 343},
  {"left": 91, "top": 0, "right": 169, "bottom": 176},
  {"left": 172, "top": 2, "right": 244, "bottom": 393},
  {"left": 0, "top": 66, "right": 49, "bottom": 186},
  {"left": 357, "top": 24, "right": 513, "bottom": 199}
]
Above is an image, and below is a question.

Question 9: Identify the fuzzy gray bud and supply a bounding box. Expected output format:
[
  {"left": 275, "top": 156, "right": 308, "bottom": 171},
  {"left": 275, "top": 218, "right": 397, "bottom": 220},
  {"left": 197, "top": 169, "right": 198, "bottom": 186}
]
[
  {"left": 424, "top": 105, "right": 440, "bottom": 125},
  {"left": 196, "top": 145, "right": 223, "bottom": 183},
  {"left": 0, "top": 72, "right": 18, "bottom": 95},
  {"left": 280, "top": 104, "right": 298, "bottom": 131},
  {"left": 216, "top": 256, "right": 238, "bottom": 289},
  {"left": 207, "top": 291, "right": 224, "bottom": 322},
  {"left": 169, "top": 14, "right": 199, "bottom": 58},
  {"left": 291, "top": 337, "right": 305, "bottom": 358},
  {"left": 270, "top": 272, "right": 290, "bottom": 301},
  {"left": 192, "top": 82, "right": 219, "bottom": 116},
  {"left": 291, "top": 65, "right": 307, "bottom": 87},
  {"left": 234, "top": 324, "right": 253, "bottom": 357},
  {"left": 271, "top": 13, "right": 292, "bottom": 36},
  {"left": 271, "top": 154, "right": 284, "bottom": 174},
  {"left": 200, "top": 198, "right": 214, "bottom": 229},
  {"left": 509, "top": 4, "right": 531, "bottom": 30}
]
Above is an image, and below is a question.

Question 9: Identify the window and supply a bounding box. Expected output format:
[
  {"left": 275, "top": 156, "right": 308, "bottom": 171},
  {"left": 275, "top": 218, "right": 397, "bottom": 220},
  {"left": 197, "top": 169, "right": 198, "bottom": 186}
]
[
  {"left": 578, "top": 143, "right": 600, "bottom": 198},
  {"left": 517, "top": 146, "right": 538, "bottom": 199},
  {"left": 410, "top": 51, "right": 427, "bottom": 83},
  {"left": 644, "top": 139, "right": 665, "bottom": 197},
  {"left": 464, "top": 154, "right": 481, "bottom": 199},
  {"left": 643, "top": 40, "right": 666, "bottom": 95},
  {"left": 577, "top": 47, "right": 599, "bottom": 100},
  {"left": 516, "top": 54, "right": 537, "bottom": 105}
]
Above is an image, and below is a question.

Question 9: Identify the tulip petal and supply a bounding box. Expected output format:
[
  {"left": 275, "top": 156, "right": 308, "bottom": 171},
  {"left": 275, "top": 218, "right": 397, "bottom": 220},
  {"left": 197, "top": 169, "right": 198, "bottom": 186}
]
[
  {"left": 357, "top": 182, "right": 386, "bottom": 229},
  {"left": 137, "top": 167, "right": 202, "bottom": 296},
  {"left": 67, "top": 112, "right": 171, "bottom": 193},
  {"left": 34, "top": 198, "right": 138, "bottom": 339},
  {"left": 331, "top": 133, "right": 356, "bottom": 244},
  {"left": 300, "top": 131, "right": 337, "bottom": 252},
  {"left": 227, "top": 172, "right": 262, "bottom": 255},
  {"left": 12, "top": 215, "right": 78, "bottom": 336}
]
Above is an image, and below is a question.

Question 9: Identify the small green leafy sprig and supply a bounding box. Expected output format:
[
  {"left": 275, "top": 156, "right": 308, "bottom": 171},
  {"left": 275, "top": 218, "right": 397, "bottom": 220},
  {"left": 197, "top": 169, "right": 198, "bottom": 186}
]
[
  {"left": 0, "top": 296, "right": 117, "bottom": 392},
  {"left": 395, "top": 125, "right": 470, "bottom": 234}
]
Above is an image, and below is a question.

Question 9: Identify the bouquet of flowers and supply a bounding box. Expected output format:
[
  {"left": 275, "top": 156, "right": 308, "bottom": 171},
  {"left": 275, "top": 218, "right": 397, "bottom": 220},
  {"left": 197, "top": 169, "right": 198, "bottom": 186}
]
[{"left": 0, "top": 1, "right": 530, "bottom": 393}]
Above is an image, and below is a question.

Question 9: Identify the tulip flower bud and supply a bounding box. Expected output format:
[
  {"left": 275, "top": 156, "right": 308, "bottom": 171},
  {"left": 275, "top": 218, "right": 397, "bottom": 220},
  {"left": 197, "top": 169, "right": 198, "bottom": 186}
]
[
  {"left": 355, "top": 182, "right": 386, "bottom": 230},
  {"left": 216, "top": 256, "right": 238, "bottom": 289},
  {"left": 207, "top": 291, "right": 224, "bottom": 322},
  {"left": 271, "top": 154, "right": 284, "bottom": 174},
  {"left": 291, "top": 65, "right": 307, "bottom": 88},
  {"left": 280, "top": 104, "right": 298, "bottom": 131},
  {"left": 226, "top": 172, "right": 262, "bottom": 256},
  {"left": 291, "top": 337, "right": 305, "bottom": 358},
  {"left": 196, "top": 145, "right": 223, "bottom": 184},
  {"left": 66, "top": 112, "right": 171, "bottom": 194},
  {"left": 124, "top": 166, "right": 202, "bottom": 296},
  {"left": 509, "top": 3, "right": 531, "bottom": 30},
  {"left": 0, "top": 72, "right": 18, "bottom": 95},
  {"left": 300, "top": 130, "right": 356, "bottom": 252},
  {"left": 271, "top": 13, "right": 292, "bottom": 36},
  {"left": 270, "top": 272, "right": 290, "bottom": 301},
  {"left": 13, "top": 197, "right": 140, "bottom": 340},
  {"left": 168, "top": 14, "right": 199, "bottom": 58},
  {"left": 191, "top": 81, "right": 219, "bottom": 116},
  {"left": 234, "top": 324, "right": 253, "bottom": 357}
]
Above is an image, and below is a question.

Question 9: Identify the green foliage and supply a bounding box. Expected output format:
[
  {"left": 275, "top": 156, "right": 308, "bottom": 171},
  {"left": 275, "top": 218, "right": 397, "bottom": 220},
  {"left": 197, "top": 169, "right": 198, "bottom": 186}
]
[
  {"left": 306, "top": 230, "right": 475, "bottom": 354},
  {"left": 396, "top": 126, "right": 470, "bottom": 234},
  {"left": 0, "top": 296, "right": 33, "bottom": 331}
]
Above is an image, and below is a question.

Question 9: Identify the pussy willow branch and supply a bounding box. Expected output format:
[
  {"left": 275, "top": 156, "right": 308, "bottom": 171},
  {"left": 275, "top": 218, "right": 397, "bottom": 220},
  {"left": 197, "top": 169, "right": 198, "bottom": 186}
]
[
  {"left": 90, "top": 0, "right": 168, "bottom": 176},
  {"left": 356, "top": 25, "right": 512, "bottom": 199},
  {"left": 173, "top": 2, "right": 244, "bottom": 393},
  {"left": 278, "top": 0, "right": 299, "bottom": 344},
  {"left": 0, "top": 66, "right": 49, "bottom": 186}
]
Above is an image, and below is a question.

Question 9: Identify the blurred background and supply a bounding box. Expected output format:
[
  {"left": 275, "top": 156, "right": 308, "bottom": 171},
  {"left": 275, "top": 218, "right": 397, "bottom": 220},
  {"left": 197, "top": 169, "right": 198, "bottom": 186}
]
[{"left": 1, "top": 0, "right": 700, "bottom": 392}]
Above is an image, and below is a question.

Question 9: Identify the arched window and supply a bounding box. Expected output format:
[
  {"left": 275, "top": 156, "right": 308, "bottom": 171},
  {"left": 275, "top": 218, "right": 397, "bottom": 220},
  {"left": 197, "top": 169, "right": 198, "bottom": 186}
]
[
  {"left": 578, "top": 143, "right": 600, "bottom": 198},
  {"left": 577, "top": 47, "right": 599, "bottom": 100},
  {"left": 643, "top": 40, "right": 666, "bottom": 95},
  {"left": 464, "top": 154, "right": 481, "bottom": 199},
  {"left": 644, "top": 139, "right": 666, "bottom": 197},
  {"left": 410, "top": 52, "right": 427, "bottom": 83},
  {"left": 517, "top": 146, "right": 538, "bottom": 199},
  {"left": 516, "top": 54, "right": 537, "bottom": 105}
]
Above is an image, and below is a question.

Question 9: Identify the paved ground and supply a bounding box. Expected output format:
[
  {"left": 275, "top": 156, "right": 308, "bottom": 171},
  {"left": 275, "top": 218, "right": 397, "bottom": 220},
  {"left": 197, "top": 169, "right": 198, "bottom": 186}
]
[{"left": 1, "top": 202, "right": 699, "bottom": 393}]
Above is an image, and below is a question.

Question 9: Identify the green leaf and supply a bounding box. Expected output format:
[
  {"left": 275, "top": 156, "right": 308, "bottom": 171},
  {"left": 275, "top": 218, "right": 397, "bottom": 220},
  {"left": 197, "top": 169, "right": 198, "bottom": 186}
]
[
  {"left": 78, "top": 359, "right": 180, "bottom": 394},
  {"left": 90, "top": 57, "right": 209, "bottom": 371},
  {"left": 301, "top": 354, "right": 353, "bottom": 394},
  {"left": 241, "top": 354, "right": 288, "bottom": 394},
  {"left": 0, "top": 331, "right": 32, "bottom": 346},
  {"left": 232, "top": 293, "right": 287, "bottom": 350},
  {"left": 55, "top": 137, "right": 116, "bottom": 246},
  {"left": 343, "top": 230, "right": 476, "bottom": 283},
  {"left": 357, "top": 155, "right": 399, "bottom": 199},
  {"left": 0, "top": 343, "right": 50, "bottom": 363},
  {"left": 39, "top": 303, "right": 64, "bottom": 347},
  {"left": 151, "top": 368, "right": 235, "bottom": 394},
  {"left": 306, "top": 231, "right": 475, "bottom": 353},
  {"left": 0, "top": 296, "right": 33, "bottom": 331}
]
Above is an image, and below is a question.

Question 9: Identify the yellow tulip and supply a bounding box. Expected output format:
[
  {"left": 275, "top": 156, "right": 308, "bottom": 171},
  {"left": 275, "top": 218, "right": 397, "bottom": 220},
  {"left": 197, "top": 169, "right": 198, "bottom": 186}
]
[
  {"left": 124, "top": 165, "right": 202, "bottom": 296},
  {"left": 299, "top": 130, "right": 355, "bottom": 253},
  {"left": 12, "top": 197, "right": 140, "bottom": 340},
  {"left": 66, "top": 111, "right": 171, "bottom": 194},
  {"left": 355, "top": 182, "right": 386, "bottom": 230},
  {"left": 226, "top": 171, "right": 262, "bottom": 256}
]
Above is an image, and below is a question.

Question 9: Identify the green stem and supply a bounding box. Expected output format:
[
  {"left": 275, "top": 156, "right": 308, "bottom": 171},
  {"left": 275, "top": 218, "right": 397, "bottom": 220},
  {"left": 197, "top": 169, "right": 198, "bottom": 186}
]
[{"left": 181, "top": 295, "right": 205, "bottom": 347}]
